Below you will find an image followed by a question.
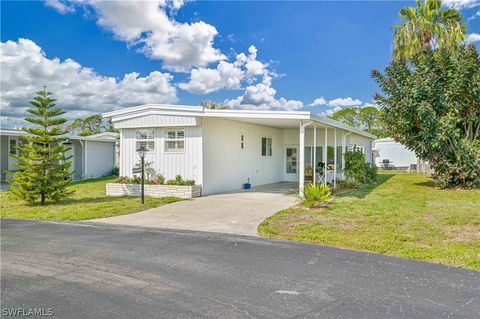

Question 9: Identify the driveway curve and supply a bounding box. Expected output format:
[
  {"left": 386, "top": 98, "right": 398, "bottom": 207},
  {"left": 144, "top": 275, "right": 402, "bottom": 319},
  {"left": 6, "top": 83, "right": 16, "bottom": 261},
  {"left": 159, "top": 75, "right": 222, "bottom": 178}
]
[{"left": 93, "top": 182, "right": 297, "bottom": 236}]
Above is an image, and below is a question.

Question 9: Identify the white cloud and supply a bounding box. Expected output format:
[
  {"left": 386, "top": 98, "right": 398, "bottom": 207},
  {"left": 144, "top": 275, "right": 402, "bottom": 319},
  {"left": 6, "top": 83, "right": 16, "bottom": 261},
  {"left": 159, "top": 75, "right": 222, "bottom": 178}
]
[
  {"left": 1, "top": 38, "right": 178, "bottom": 126},
  {"left": 320, "top": 106, "right": 342, "bottom": 117},
  {"left": 309, "top": 97, "right": 327, "bottom": 106},
  {"left": 327, "top": 97, "right": 362, "bottom": 107},
  {"left": 44, "top": 0, "right": 76, "bottom": 14},
  {"left": 178, "top": 61, "right": 243, "bottom": 94},
  {"left": 179, "top": 45, "right": 269, "bottom": 94},
  {"left": 442, "top": 0, "right": 480, "bottom": 9},
  {"left": 44, "top": 0, "right": 225, "bottom": 72},
  {"left": 466, "top": 33, "right": 480, "bottom": 43},
  {"left": 225, "top": 76, "right": 303, "bottom": 111}
]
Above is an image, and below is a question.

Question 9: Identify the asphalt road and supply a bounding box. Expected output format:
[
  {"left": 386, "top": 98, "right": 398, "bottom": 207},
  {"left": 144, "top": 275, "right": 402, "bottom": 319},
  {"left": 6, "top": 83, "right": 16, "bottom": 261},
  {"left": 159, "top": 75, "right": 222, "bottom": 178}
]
[{"left": 1, "top": 219, "right": 479, "bottom": 319}]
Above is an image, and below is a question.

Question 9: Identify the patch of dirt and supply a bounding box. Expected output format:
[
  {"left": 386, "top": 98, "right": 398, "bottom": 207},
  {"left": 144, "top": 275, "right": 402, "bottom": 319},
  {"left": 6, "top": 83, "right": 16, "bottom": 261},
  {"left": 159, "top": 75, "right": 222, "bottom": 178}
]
[
  {"left": 283, "top": 213, "right": 357, "bottom": 229},
  {"left": 443, "top": 225, "right": 480, "bottom": 243},
  {"left": 423, "top": 213, "right": 436, "bottom": 222}
]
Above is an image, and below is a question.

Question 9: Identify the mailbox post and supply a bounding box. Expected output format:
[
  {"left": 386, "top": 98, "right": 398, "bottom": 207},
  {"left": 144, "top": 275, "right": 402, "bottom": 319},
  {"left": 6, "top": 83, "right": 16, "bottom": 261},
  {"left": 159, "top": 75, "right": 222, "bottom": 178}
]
[{"left": 136, "top": 146, "right": 148, "bottom": 204}]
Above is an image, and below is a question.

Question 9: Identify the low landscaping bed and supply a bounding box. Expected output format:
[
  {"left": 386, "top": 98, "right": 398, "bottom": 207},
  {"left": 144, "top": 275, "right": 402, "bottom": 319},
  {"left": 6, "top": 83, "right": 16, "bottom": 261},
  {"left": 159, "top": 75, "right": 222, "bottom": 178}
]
[
  {"left": 0, "top": 176, "right": 182, "bottom": 221},
  {"left": 259, "top": 172, "right": 480, "bottom": 270},
  {"left": 106, "top": 183, "right": 201, "bottom": 199}
]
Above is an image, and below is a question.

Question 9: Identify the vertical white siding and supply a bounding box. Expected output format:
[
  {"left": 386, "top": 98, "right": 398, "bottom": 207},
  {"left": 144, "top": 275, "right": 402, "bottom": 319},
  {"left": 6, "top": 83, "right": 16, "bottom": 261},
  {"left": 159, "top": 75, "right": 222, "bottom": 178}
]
[
  {"left": 120, "top": 126, "right": 203, "bottom": 184},
  {"left": 202, "top": 117, "right": 284, "bottom": 195}
]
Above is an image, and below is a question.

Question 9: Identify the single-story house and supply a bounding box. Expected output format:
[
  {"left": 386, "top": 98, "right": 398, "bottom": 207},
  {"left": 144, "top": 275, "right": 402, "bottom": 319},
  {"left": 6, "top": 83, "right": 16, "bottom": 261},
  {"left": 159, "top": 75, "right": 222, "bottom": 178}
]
[
  {"left": 372, "top": 138, "right": 417, "bottom": 169},
  {"left": 104, "top": 104, "right": 376, "bottom": 195},
  {"left": 0, "top": 129, "right": 118, "bottom": 180}
]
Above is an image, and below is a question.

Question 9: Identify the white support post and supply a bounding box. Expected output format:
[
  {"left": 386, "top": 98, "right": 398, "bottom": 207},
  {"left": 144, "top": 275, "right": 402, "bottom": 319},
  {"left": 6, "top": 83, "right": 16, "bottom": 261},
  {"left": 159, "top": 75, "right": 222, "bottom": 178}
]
[
  {"left": 324, "top": 126, "right": 327, "bottom": 185},
  {"left": 334, "top": 128, "right": 337, "bottom": 189},
  {"left": 299, "top": 121, "right": 305, "bottom": 196},
  {"left": 313, "top": 124, "right": 317, "bottom": 185}
]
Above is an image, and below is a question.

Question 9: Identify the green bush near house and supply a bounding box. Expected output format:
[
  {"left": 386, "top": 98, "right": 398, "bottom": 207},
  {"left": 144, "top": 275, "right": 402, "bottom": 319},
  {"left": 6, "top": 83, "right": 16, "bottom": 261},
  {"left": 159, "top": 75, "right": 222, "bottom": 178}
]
[
  {"left": 166, "top": 175, "right": 195, "bottom": 186},
  {"left": 113, "top": 174, "right": 195, "bottom": 186},
  {"left": 344, "top": 150, "right": 377, "bottom": 184}
]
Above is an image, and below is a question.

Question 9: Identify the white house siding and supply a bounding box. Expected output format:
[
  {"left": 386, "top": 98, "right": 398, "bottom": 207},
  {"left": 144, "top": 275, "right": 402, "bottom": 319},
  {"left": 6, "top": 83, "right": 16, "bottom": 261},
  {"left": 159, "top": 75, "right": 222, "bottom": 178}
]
[
  {"left": 202, "top": 117, "right": 284, "bottom": 195},
  {"left": 0, "top": 136, "right": 9, "bottom": 179},
  {"left": 115, "top": 114, "right": 199, "bottom": 129},
  {"left": 84, "top": 141, "right": 116, "bottom": 178},
  {"left": 349, "top": 134, "right": 373, "bottom": 162},
  {"left": 119, "top": 126, "right": 203, "bottom": 184}
]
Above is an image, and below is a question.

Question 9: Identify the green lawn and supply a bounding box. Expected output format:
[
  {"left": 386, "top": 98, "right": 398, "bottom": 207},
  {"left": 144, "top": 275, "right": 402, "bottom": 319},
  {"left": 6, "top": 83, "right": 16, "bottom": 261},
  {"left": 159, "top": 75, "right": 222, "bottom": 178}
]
[
  {"left": 0, "top": 177, "right": 181, "bottom": 221},
  {"left": 259, "top": 172, "right": 480, "bottom": 270}
]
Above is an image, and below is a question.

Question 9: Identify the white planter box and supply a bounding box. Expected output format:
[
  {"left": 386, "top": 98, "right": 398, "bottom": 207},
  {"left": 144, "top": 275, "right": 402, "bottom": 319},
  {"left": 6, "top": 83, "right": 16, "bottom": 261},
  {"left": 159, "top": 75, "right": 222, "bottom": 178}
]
[{"left": 106, "top": 183, "right": 202, "bottom": 199}]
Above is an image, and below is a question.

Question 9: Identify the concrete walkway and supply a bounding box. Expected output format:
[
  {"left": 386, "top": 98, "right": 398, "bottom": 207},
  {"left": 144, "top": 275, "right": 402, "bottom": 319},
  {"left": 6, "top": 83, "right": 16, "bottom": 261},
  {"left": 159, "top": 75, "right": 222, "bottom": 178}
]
[{"left": 93, "top": 182, "right": 297, "bottom": 236}]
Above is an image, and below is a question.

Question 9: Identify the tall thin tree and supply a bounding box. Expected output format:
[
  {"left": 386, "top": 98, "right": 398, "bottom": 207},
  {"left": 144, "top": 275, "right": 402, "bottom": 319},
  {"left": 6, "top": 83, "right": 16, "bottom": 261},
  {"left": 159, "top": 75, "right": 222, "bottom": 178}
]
[{"left": 9, "top": 88, "right": 74, "bottom": 204}]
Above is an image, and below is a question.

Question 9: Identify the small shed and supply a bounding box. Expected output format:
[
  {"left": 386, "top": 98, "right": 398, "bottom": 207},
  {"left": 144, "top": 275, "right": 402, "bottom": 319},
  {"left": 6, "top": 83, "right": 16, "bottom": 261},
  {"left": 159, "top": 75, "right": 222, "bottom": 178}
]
[
  {"left": 0, "top": 129, "right": 118, "bottom": 180},
  {"left": 372, "top": 138, "right": 417, "bottom": 169}
]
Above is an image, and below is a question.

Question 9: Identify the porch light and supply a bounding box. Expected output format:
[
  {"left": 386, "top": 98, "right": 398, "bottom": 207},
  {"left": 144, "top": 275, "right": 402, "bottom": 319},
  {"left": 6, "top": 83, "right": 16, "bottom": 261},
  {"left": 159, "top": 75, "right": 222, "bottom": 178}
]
[{"left": 136, "top": 146, "right": 148, "bottom": 204}]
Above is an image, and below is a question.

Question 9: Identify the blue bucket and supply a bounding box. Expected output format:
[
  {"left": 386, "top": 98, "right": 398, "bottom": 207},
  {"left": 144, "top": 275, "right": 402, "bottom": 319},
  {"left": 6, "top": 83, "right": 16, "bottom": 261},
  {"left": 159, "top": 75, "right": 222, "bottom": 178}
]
[{"left": 243, "top": 183, "right": 251, "bottom": 189}]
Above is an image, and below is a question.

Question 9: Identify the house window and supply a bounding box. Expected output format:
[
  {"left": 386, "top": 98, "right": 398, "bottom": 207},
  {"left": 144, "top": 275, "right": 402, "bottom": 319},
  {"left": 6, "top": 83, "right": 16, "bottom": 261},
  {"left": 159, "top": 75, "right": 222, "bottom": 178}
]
[
  {"left": 261, "top": 137, "right": 272, "bottom": 156},
  {"left": 165, "top": 128, "right": 185, "bottom": 152},
  {"left": 9, "top": 139, "right": 17, "bottom": 155},
  {"left": 136, "top": 130, "right": 155, "bottom": 152},
  {"left": 240, "top": 134, "right": 245, "bottom": 149}
]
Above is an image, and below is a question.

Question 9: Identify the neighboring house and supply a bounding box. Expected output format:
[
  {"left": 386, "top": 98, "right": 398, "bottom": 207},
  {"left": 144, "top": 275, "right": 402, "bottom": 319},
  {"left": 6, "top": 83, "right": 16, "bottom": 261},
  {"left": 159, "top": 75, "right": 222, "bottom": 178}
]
[
  {"left": 104, "top": 104, "right": 376, "bottom": 195},
  {"left": 0, "top": 129, "right": 118, "bottom": 180},
  {"left": 372, "top": 137, "right": 417, "bottom": 169}
]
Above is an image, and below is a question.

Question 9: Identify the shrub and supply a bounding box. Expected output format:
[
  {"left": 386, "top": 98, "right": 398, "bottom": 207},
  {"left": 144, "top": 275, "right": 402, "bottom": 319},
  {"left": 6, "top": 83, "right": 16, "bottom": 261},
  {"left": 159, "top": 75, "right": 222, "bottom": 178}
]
[
  {"left": 111, "top": 166, "right": 119, "bottom": 176},
  {"left": 364, "top": 163, "right": 378, "bottom": 183},
  {"left": 114, "top": 174, "right": 195, "bottom": 186},
  {"left": 303, "top": 183, "right": 332, "bottom": 208},
  {"left": 344, "top": 150, "right": 377, "bottom": 184},
  {"left": 166, "top": 175, "right": 195, "bottom": 186},
  {"left": 156, "top": 174, "right": 165, "bottom": 185},
  {"left": 336, "top": 179, "right": 361, "bottom": 190}
]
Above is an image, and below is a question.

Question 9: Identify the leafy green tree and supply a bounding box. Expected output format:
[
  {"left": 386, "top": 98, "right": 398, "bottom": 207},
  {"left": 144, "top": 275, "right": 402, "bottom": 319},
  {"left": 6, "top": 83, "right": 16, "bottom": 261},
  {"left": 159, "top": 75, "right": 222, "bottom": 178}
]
[
  {"left": 200, "top": 100, "right": 230, "bottom": 109},
  {"left": 66, "top": 114, "right": 118, "bottom": 136},
  {"left": 330, "top": 108, "right": 359, "bottom": 127},
  {"left": 330, "top": 107, "right": 386, "bottom": 137},
  {"left": 9, "top": 88, "right": 74, "bottom": 204},
  {"left": 393, "top": 0, "right": 465, "bottom": 60},
  {"left": 372, "top": 45, "right": 480, "bottom": 188}
]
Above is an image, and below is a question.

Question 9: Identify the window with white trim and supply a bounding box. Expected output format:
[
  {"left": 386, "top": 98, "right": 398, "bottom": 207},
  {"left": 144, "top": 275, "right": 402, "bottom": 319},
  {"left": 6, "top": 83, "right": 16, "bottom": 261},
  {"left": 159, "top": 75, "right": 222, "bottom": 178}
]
[
  {"left": 261, "top": 137, "right": 272, "bottom": 156},
  {"left": 9, "top": 139, "right": 17, "bottom": 155},
  {"left": 136, "top": 130, "right": 155, "bottom": 152},
  {"left": 165, "top": 128, "right": 185, "bottom": 152}
]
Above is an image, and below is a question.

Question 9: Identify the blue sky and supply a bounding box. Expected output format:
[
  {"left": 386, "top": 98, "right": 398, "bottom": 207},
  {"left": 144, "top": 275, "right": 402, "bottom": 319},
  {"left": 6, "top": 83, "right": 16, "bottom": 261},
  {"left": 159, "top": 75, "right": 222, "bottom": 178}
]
[{"left": 1, "top": 0, "right": 479, "bottom": 127}]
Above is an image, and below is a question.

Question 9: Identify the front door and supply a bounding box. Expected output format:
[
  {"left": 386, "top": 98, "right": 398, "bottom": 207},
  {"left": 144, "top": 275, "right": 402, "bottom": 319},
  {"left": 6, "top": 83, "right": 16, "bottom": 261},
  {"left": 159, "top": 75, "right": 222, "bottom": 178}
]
[{"left": 284, "top": 146, "right": 298, "bottom": 181}]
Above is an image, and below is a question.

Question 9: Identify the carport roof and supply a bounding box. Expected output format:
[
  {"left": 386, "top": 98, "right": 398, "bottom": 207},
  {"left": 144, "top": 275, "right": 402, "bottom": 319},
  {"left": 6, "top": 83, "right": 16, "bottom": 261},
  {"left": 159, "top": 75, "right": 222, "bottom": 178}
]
[{"left": 103, "top": 104, "right": 376, "bottom": 139}]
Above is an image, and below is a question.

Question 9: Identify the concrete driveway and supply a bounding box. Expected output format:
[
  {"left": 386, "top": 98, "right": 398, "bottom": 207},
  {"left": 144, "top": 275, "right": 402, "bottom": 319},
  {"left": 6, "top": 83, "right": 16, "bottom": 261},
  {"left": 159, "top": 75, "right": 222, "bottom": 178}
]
[{"left": 93, "top": 182, "right": 297, "bottom": 236}]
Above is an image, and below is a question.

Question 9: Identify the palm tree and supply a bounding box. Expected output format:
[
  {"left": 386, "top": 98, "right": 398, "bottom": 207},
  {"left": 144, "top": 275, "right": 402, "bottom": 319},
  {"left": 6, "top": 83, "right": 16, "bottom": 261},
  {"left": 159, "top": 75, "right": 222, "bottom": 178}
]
[{"left": 393, "top": 0, "right": 466, "bottom": 60}]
